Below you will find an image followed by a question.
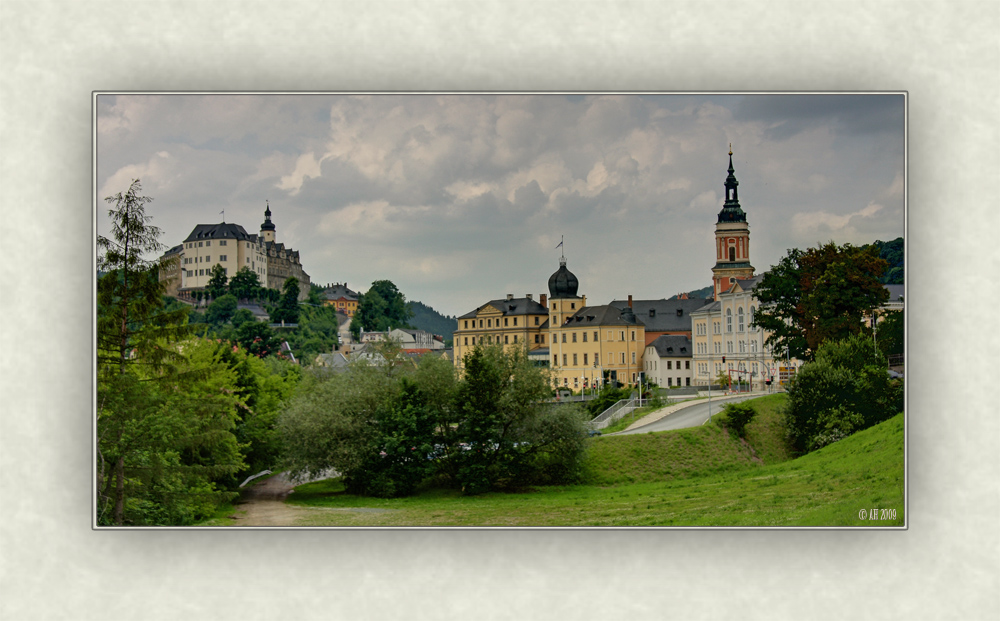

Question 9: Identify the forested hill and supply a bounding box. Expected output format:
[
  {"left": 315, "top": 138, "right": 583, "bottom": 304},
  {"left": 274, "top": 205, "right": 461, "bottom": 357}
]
[
  {"left": 408, "top": 300, "right": 458, "bottom": 342},
  {"left": 867, "top": 237, "right": 904, "bottom": 284}
]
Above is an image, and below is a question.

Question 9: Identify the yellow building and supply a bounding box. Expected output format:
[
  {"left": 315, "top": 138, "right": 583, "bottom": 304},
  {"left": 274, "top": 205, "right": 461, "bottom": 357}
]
[
  {"left": 320, "top": 282, "right": 360, "bottom": 317},
  {"left": 453, "top": 294, "right": 550, "bottom": 373}
]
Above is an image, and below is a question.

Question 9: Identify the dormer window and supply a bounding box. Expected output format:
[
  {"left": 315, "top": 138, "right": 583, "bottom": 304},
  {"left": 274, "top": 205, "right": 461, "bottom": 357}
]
[{"left": 649, "top": 309, "right": 656, "bottom": 318}]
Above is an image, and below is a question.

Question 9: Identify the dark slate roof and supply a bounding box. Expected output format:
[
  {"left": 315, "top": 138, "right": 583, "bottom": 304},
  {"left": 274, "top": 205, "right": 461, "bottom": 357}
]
[
  {"left": 162, "top": 244, "right": 183, "bottom": 257},
  {"left": 548, "top": 259, "right": 580, "bottom": 299},
  {"left": 732, "top": 274, "right": 765, "bottom": 292},
  {"left": 183, "top": 222, "right": 257, "bottom": 243},
  {"left": 323, "top": 283, "right": 358, "bottom": 300},
  {"left": 884, "top": 284, "right": 905, "bottom": 302},
  {"left": 563, "top": 304, "right": 644, "bottom": 328},
  {"left": 459, "top": 297, "right": 549, "bottom": 320},
  {"left": 609, "top": 298, "right": 712, "bottom": 332},
  {"left": 691, "top": 300, "right": 721, "bottom": 314},
  {"left": 646, "top": 335, "right": 693, "bottom": 358}
]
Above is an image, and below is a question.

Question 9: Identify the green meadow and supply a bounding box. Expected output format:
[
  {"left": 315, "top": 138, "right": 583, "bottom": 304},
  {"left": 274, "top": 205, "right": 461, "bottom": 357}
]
[{"left": 231, "top": 394, "right": 905, "bottom": 527}]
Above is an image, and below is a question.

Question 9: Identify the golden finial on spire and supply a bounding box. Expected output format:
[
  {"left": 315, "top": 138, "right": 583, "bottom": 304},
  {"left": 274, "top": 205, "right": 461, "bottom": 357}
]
[{"left": 729, "top": 143, "right": 732, "bottom": 156}]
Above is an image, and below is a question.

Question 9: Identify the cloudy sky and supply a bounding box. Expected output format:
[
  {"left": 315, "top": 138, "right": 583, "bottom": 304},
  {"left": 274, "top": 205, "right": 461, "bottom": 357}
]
[{"left": 96, "top": 93, "right": 904, "bottom": 317}]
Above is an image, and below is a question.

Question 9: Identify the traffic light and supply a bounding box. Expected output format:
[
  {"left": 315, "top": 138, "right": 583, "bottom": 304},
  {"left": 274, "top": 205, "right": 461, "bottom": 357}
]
[{"left": 721, "top": 355, "right": 726, "bottom": 363}]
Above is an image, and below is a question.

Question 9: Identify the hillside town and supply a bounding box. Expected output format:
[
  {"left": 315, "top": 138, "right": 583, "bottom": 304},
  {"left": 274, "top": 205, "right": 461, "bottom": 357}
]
[{"left": 158, "top": 148, "right": 904, "bottom": 391}]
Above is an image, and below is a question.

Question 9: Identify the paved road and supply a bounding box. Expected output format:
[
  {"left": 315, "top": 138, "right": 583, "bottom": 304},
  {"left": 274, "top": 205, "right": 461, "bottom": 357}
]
[{"left": 607, "top": 393, "right": 763, "bottom": 436}]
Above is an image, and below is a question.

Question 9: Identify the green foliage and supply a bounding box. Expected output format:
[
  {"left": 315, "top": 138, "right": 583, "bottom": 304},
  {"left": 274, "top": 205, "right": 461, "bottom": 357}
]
[
  {"left": 714, "top": 402, "right": 757, "bottom": 438},
  {"left": 754, "top": 243, "right": 889, "bottom": 360},
  {"left": 407, "top": 300, "right": 457, "bottom": 342},
  {"left": 231, "top": 308, "right": 255, "bottom": 329},
  {"left": 876, "top": 309, "right": 904, "bottom": 357},
  {"left": 868, "top": 237, "right": 904, "bottom": 284},
  {"left": 307, "top": 283, "right": 325, "bottom": 306},
  {"left": 97, "top": 339, "right": 246, "bottom": 525},
  {"left": 278, "top": 342, "right": 586, "bottom": 498},
  {"left": 235, "top": 320, "right": 282, "bottom": 358},
  {"left": 205, "top": 263, "right": 228, "bottom": 300},
  {"left": 351, "top": 279, "right": 415, "bottom": 338},
  {"left": 784, "top": 333, "right": 903, "bottom": 453},
  {"left": 228, "top": 266, "right": 263, "bottom": 302},
  {"left": 270, "top": 277, "right": 301, "bottom": 324},
  {"left": 206, "top": 293, "right": 238, "bottom": 326},
  {"left": 587, "top": 384, "right": 631, "bottom": 417},
  {"left": 281, "top": 303, "right": 341, "bottom": 364}
]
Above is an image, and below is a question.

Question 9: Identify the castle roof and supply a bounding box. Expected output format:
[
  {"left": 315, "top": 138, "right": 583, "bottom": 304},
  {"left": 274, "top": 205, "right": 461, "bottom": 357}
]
[
  {"left": 183, "top": 222, "right": 257, "bottom": 243},
  {"left": 562, "top": 304, "right": 643, "bottom": 328}
]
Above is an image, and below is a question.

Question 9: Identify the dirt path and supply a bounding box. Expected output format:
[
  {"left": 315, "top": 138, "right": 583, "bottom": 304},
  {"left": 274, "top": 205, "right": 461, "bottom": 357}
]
[
  {"left": 229, "top": 471, "right": 394, "bottom": 526},
  {"left": 230, "top": 472, "right": 318, "bottom": 526}
]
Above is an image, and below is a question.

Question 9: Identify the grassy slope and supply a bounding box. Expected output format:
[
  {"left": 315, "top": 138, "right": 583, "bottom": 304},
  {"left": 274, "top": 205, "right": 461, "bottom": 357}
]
[{"left": 280, "top": 397, "right": 903, "bottom": 527}]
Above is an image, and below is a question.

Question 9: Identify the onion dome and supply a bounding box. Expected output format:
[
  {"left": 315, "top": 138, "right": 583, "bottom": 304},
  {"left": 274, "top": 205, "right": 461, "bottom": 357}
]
[
  {"left": 260, "top": 200, "right": 276, "bottom": 231},
  {"left": 548, "top": 256, "right": 579, "bottom": 299},
  {"left": 718, "top": 145, "right": 747, "bottom": 223}
]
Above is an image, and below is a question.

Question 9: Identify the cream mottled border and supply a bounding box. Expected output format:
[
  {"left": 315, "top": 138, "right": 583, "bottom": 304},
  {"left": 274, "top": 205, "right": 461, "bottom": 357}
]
[{"left": 3, "top": 1, "right": 997, "bottom": 620}]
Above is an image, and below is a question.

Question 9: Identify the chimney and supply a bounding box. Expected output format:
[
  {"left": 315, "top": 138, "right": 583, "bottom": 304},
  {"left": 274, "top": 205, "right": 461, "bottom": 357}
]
[
  {"left": 628, "top": 294, "right": 633, "bottom": 308},
  {"left": 526, "top": 293, "right": 533, "bottom": 301},
  {"left": 540, "top": 294, "right": 547, "bottom": 308},
  {"left": 506, "top": 293, "right": 514, "bottom": 301}
]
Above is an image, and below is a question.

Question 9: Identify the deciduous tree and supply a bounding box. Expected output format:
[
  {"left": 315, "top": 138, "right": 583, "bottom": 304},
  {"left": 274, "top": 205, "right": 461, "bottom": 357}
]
[
  {"left": 753, "top": 242, "right": 888, "bottom": 360},
  {"left": 205, "top": 264, "right": 228, "bottom": 300}
]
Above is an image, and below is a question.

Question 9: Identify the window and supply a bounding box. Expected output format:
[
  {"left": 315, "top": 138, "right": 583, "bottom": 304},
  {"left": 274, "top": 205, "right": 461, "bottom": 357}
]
[
  {"left": 562, "top": 333, "right": 567, "bottom": 343},
  {"left": 219, "top": 255, "right": 227, "bottom": 261},
  {"left": 686, "top": 378, "right": 691, "bottom": 386},
  {"left": 729, "top": 247, "right": 735, "bottom": 261},
  {"left": 572, "top": 332, "right": 577, "bottom": 343},
  {"left": 726, "top": 309, "right": 732, "bottom": 332},
  {"left": 594, "top": 352, "right": 598, "bottom": 366},
  {"left": 464, "top": 321, "right": 468, "bottom": 329},
  {"left": 620, "top": 352, "right": 625, "bottom": 365},
  {"left": 513, "top": 318, "right": 517, "bottom": 326},
  {"left": 563, "top": 354, "right": 567, "bottom": 366},
  {"left": 553, "top": 303, "right": 557, "bottom": 310},
  {"left": 571, "top": 303, "right": 575, "bottom": 309},
  {"left": 573, "top": 354, "right": 578, "bottom": 365},
  {"left": 667, "top": 361, "right": 672, "bottom": 370},
  {"left": 582, "top": 332, "right": 587, "bottom": 343},
  {"left": 631, "top": 331, "right": 635, "bottom": 341},
  {"left": 534, "top": 335, "right": 539, "bottom": 343},
  {"left": 504, "top": 335, "right": 509, "bottom": 344},
  {"left": 513, "top": 335, "right": 518, "bottom": 343},
  {"left": 608, "top": 353, "right": 614, "bottom": 365},
  {"left": 504, "top": 318, "right": 508, "bottom": 327},
  {"left": 685, "top": 361, "right": 690, "bottom": 370},
  {"left": 534, "top": 317, "right": 539, "bottom": 326},
  {"left": 219, "top": 240, "right": 226, "bottom": 246},
  {"left": 738, "top": 307, "right": 745, "bottom": 332},
  {"left": 553, "top": 355, "right": 558, "bottom": 366},
  {"left": 479, "top": 320, "right": 483, "bottom": 328},
  {"left": 631, "top": 352, "right": 636, "bottom": 364},
  {"left": 199, "top": 269, "right": 204, "bottom": 276},
  {"left": 594, "top": 332, "right": 598, "bottom": 341},
  {"left": 186, "top": 270, "right": 192, "bottom": 277},
  {"left": 487, "top": 319, "right": 492, "bottom": 328},
  {"left": 583, "top": 353, "right": 588, "bottom": 366},
  {"left": 198, "top": 242, "right": 203, "bottom": 247},
  {"left": 668, "top": 378, "right": 673, "bottom": 386},
  {"left": 727, "top": 341, "right": 733, "bottom": 353},
  {"left": 620, "top": 331, "right": 625, "bottom": 341},
  {"left": 464, "top": 337, "right": 468, "bottom": 346},
  {"left": 206, "top": 241, "right": 211, "bottom": 246}
]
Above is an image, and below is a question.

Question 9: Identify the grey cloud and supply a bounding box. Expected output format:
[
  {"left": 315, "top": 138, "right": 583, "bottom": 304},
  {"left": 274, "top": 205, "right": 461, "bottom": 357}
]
[{"left": 734, "top": 94, "right": 905, "bottom": 140}]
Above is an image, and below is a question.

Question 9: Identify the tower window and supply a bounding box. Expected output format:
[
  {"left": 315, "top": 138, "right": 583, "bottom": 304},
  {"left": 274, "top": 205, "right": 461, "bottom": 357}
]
[{"left": 729, "top": 247, "right": 736, "bottom": 261}]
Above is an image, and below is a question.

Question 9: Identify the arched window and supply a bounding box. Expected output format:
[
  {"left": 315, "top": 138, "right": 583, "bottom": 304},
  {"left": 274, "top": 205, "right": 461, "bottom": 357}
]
[
  {"left": 738, "top": 307, "right": 745, "bottom": 332},
  {"left": 726, "top": 308, "right": 732, "bottom": 332},
  {"left": 749, "top": 306, "right": 755, "bottom": 328},
  {"left": 729, "top": 247, "right": 736, "bottom": 261}
]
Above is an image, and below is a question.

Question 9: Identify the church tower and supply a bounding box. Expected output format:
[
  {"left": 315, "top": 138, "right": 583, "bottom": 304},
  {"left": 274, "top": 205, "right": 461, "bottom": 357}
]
[
  {"left": 259, "top": 200, "right": 276, "bottom": 243},
  {"left": 712, "top": 146, "right": 755, "bottom": 300}
]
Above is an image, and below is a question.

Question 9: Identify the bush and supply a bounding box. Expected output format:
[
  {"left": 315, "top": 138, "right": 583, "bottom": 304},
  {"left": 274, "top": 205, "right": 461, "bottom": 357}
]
[
  {"left": 784, "top": 333, "right": 903, "bottom": 453},
  {"left": 717, "top": 401, "right": 756, "bottom": 438}
]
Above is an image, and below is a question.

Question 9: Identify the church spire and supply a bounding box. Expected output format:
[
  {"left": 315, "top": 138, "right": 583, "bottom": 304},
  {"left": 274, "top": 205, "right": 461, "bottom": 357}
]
[{"left": 718, "top": 146, "right": 746, "bottom": 223}]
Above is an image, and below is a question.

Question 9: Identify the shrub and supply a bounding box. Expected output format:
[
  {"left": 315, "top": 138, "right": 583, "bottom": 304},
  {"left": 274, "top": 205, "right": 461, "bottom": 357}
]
[
  {"left": 784, "top": 333, "right": 903, "bottom": 453},
  {"left": 718, "top": 401, "right": 757, "bottom": 438}
]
